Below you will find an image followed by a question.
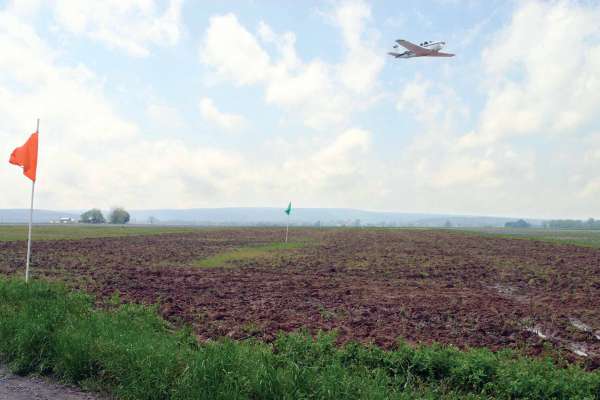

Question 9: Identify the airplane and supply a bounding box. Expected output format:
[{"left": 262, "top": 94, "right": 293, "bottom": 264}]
[{"left": 388, "top": 39, "right": 454, "bottom": 59}]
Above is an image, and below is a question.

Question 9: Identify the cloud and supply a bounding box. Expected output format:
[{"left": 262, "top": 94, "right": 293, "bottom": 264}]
[
  {"left": 200, "top": 1, "right": 384, "bottom": 130},
  {"left": 303, "top": 128, "right": 372, "bottom": 183},
  {"left": 245, "top": 128, "right": 380, "bottom": 207},
  {"left": 13, "top": 0, "right": 184, "bottom": 57},
  {"left": 0, "top": 8, "right": 242, "bottom": 209},
  {"left": 397, "top": 76, "right": 514, "bottom": 190},
  {"left": 459, "top": 0, "right": 600, "bottom": 147},
  {"left": 201, "top": 13, "right": 271, "bottom": 85},
  {"left": 332, "top": 0, "right": 383, "bottom": 93},
  {"left": 392, "top": 1, "right": 600, "bottom": 218},
  {"left": 396, "top": 74, "right": 469, "bottom": 130},
  {"left": 5, "top": 0, "right": 600, "bottom": 219},
  {"left": 146, "top": 102, "right": 185, "bottom": 129},
  {"left": 0, "top": 13, "right": 138, "bottom": 146},
  {"left": 0, "top": 5, "right": 379, "bottom": 210},
  {"left": 199, "top": 97, "right": 246, "bottom": 131}
]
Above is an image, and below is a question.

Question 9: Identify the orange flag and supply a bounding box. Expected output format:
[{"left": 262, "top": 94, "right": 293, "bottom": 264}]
[{"left": 9, "top": 132, "right": 38, "bottom": 182}]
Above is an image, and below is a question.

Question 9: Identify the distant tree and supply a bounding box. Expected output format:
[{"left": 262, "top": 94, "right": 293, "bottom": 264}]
[
  {"left": 548, "top": 218, "right": 600, "bottom": 229},
  {"left": 584, "top": 218, "right": 600, "bottom": 229},
  {"left": 505, "top": 219, "right": 531, "bottom": 228},
  {"left": 147, "top": 216, "right": 158, "bottom": 225},
  {"left": 80, "top": 208, "right": 105, "bottom": 224},
  {"left": 444, "top": 220, "right": 453, "bottom": 228},
  {"left": 109, "top": 207, "right": 130, "bottom": 224}
]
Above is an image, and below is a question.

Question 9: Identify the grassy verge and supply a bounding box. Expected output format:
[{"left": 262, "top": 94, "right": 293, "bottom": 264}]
[
  {"left": 195, "top": 242, "right": 308, "bottom": 268},
  {"left": 0, "top": 225, "right": 202, "bottom": 242},
  {"left": 1, "top": 278, "right": 599, "bottom": 399},
  {"left": 455, "top": 227, "right": 600, "bottom": 249}
]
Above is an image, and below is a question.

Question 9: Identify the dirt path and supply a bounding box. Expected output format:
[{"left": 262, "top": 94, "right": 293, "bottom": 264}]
[{"left": 0, "top": 366, "right": 100, "bottom": 400}]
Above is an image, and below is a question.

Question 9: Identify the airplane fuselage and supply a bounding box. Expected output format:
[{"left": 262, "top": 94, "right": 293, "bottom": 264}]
[{"left": 391, "top": 40, "right": 446, "bottom": 58}]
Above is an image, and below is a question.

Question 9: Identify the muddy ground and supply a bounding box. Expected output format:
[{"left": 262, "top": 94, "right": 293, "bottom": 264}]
[{"left": 1, "top": 228, "right": 599, "bottom": 367}]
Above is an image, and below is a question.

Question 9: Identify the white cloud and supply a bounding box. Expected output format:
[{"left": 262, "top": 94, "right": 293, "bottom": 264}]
[
  {"left": 199, "top": 97, "right": 246, "bottom": 131},
  {"left": 459, "top": 1, "right": 600, "bottom": 147},
  {"left": 391, "top": 1, "right": 600, "bottom": 218},
  {"left": 332, "top": 0, "right": 384, "bottom": 93},
  {"left": 146, "top": 102, "right": 185, "bottom": 129},
  {"left": 6, "top": 0, "right": 43, "bottom": 16},
  {"left": 0, "top": 8, "right": 242, "bottom": 209},
  {"left": 14, "top": 0, "right": 185, "bottom": 57},
  {"left": 245, "top": 128, "right": 380, "bottom": 207},
  {"left": 257, "top": 20, "right": 276, "bottom": 43},
  {"left": 394, "top": 72, "right": 529, "bottom": 201},
  {"left": 5, "top": 0, "right": 600, "bottom": 219},
  {"left": 0, "top": 6, "right": 379, "bottom": 210},
  {"left": 200, "top": 1, "right": 384, "bottom": 130},
  {"left": 201, "top": 13, "right": 270, "bottom": 85},
  {"left": 306, "top": 128, "right": 371, "bottom": 181},
  {"left": 396, "top": 74, "right": 469, "bottom": 130}
]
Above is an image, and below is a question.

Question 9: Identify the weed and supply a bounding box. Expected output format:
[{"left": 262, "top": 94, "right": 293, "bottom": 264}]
[
  {"left": 318, "top": 305, "right": 337, "bottom": 322},
  {"left": 195, "top": 242, "right": 308, "bottom": 268}
]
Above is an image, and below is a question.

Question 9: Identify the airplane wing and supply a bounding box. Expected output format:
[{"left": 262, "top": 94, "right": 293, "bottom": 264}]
[
  {"left": 429, "top": 52, "right": 455, "bottom": 57},
  {"left": 395, "top": 39, "right": 430, "bottom": 55}
]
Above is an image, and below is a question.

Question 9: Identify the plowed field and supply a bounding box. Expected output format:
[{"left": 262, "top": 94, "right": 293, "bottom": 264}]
[{"left": 1, "top": 228, "right": 599, "bottom": 367}]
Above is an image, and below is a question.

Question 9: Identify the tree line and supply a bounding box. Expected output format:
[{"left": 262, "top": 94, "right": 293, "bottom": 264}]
[
  {"left": 544, "top": 218, "right": 600, "bottom": 229},
  {"left": 80, "top": 208, "right": 130, "bottom": 224},
  {"left": 504, "top": 218, "right": 600, "bottom": 229}
]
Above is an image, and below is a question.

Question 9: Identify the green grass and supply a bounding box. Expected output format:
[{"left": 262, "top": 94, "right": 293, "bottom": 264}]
[
  {"left": 1, "top": 278, "right": 600, "bottom": 399},
  {"left": 195, "top": 242, "right": 308, "bottom": 268},
  {"left": 460, "top": 227, "right": 600, "bottom": 249},
  {"left": 5, "top": 225, "right": 600, "bottom": 249},
  {"left": 0, "top": 225, "right": 203, "bottom": 242}
]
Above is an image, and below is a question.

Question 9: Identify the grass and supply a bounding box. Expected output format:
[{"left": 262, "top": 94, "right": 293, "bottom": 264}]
[
  {"left": 1, "top": 277, "right": 600, "bottom": 399},
  {"left": 457, "top": 227, "right": 600, "bottom": 249},
  {"left": 0, "top": 225, "right": 204, "bottom": 242},
  {"left": 195, "top": 242, "right": 308, "bottom": 268},
  {"left": 6, "top": 224, "right": 600, "bottom": 249}
]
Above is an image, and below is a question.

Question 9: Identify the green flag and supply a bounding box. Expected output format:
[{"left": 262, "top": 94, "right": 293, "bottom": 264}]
[{"left": 284, "top": 202, "right": 292, "bottom": 215}]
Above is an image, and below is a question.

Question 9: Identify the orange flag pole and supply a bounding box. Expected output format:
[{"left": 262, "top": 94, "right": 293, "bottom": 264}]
[
  {"left": 9, "top": 120, "right": 39, "bottom": 282},
  {"left": 25, "top": 118, "right": 39, "bottom": 283}
]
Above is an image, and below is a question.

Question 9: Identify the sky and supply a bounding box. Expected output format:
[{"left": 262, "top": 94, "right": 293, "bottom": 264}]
[{"left": 1, "top": 0, "right": 600, "bottom": 219}]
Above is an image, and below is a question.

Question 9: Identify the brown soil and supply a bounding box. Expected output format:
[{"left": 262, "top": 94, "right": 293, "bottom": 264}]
[{"left": 1, "top": 228, "right": 599, "bottom": 367}]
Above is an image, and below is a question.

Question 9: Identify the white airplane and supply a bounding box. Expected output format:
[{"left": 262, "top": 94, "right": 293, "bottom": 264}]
[{"left": 388, "top": 39, "right": 454, "bottom": 59}]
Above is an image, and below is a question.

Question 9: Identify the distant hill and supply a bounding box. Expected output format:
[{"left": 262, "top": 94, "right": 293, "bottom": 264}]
[{"left": 0, "top": 208, "right": 542, "bottom": 227}]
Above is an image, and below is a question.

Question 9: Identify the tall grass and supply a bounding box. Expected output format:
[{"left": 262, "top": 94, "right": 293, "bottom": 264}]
[{"left": 1, "top": 278, "right": 599, "bottom": 399}]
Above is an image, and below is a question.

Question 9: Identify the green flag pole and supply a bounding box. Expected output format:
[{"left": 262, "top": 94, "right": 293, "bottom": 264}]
[
  {"left": 284, "top": 202, "right": 291, "bottom": 243},
  {"left": 285, "top": 214, "right": 289, "bottom": 243}
]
